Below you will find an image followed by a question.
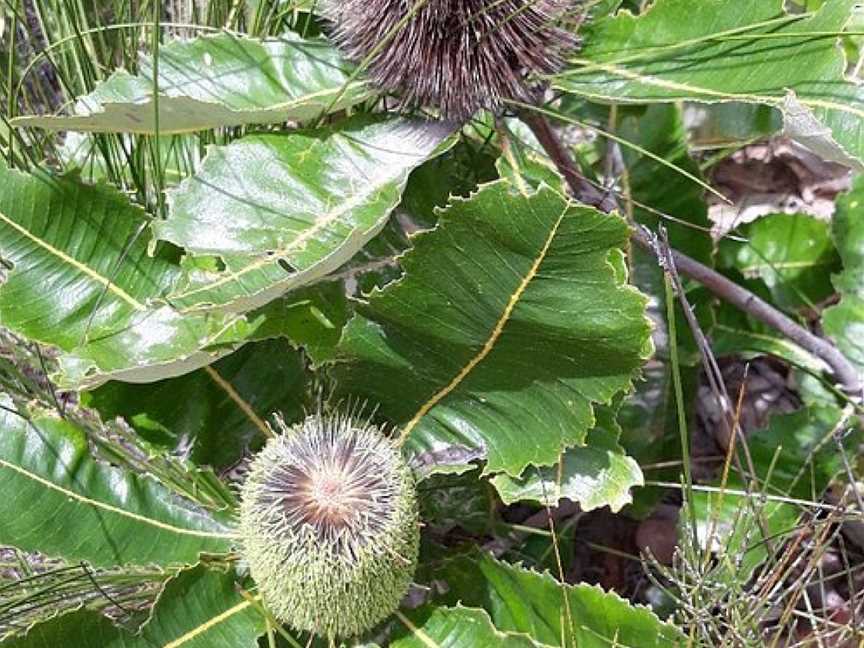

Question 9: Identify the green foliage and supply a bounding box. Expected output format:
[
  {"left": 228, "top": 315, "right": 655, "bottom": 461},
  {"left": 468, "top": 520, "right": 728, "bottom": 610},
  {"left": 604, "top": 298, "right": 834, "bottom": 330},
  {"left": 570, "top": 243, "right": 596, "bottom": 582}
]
[
  {"left": 84, "top": 338, "right": 307, "bottom": 467},
  {"left": 691, "top": 406, "right": 847, "bottom": 583},
  {"left": 389, "top": 606, "right": 543, "bottom": 648},
  {"left": 719, "top": 213, "right": 840, "bottom": 311},
  {"left": 557, "top": 0, "right": 864, "bottom": 168},
  {"left": 0, "top": 161, "right": 258, "bottom": 389},
  {"left": 419, "top": 469, "right": 495, "bottom": 537},
  {"left": 618, "top": 104, "right": 713, "bottom": 266},
  {"left": 825, "top": 176, "right": 864, "bottom": 372},
  {"left": 1, "top": 0, "right": 862, "bottom": 645},
  {"left": 12, "top": 33, "right": 367, "bottom": 134},
  {"left": 428, "top": 551, "right": 684, "bottom": 646},
  {"left": 5, "top": 566, "right": 265, "bottom": 647},
  {"left": 158, "top": 116, "right": 453, "bottom": 312},
  {"left": 332, "top": 180, "right": 652, "bottom": 478},
  {"left": 711, "top": 302, "right": 827, "bottom": 374},
  {"left": 0, "top": 401, "right": 234, "bottom": 568},
  {"left": 491, "top": 408, "right": 644, "bottom": 513}
]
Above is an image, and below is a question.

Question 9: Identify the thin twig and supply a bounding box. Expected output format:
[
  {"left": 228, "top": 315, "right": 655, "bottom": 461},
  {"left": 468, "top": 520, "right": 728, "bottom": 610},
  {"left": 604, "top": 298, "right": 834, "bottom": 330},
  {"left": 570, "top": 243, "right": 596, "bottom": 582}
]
[
  {"left": 521, "top": 111, "right": 617, "bottom": 213},
  {"left": 483, "top": 500, "right": 581, "bottom": 558},
  {"left": 658, "top": 227, "right": 777, "bottom": 559},
  {"left": 656, "top": 227, "right": 760, "bottom": 489},
  {"left": 521, "top": 112, "right": 864, "bottom": 399},
  {"left": 636, "top": 226, "right": 863, "bottom": 398}
]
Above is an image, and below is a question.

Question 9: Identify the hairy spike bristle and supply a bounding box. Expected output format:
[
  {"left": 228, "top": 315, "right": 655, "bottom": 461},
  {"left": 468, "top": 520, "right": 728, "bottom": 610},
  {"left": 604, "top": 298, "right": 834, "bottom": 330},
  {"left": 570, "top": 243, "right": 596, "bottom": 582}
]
[
  {"left": 327, "top": 0, "right": 576, "bottom": 121},
  {"left": 238, "top": 413, "right": 419, "bottom": 639}
]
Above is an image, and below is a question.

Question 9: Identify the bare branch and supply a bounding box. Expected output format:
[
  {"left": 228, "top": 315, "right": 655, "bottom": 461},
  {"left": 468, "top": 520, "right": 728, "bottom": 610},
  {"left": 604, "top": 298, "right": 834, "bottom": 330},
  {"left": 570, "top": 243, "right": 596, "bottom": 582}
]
[{"left": 522, "top": 113, "right": 864, "bottom": 399}]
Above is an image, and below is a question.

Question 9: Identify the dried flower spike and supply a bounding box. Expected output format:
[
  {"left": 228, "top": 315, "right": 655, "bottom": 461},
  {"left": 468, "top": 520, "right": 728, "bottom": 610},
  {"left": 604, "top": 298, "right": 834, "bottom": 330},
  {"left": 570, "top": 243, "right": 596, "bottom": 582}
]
[
  {"left": 327, "top": 0, "right": 576, "bottom": 121},
  {"left": 238, "top": 414, "right": 419, "bottom": 639}
]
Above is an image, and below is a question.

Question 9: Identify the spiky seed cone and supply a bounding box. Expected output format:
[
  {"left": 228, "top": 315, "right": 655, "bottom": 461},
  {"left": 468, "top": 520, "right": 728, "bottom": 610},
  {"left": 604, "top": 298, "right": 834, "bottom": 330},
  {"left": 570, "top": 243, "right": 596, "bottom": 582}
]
[
  {"left": 327, "top": 0, "right": 576, "bottom": 121},
  {"left": 238, "top": 414, "right": 419, "bottom": 639}
]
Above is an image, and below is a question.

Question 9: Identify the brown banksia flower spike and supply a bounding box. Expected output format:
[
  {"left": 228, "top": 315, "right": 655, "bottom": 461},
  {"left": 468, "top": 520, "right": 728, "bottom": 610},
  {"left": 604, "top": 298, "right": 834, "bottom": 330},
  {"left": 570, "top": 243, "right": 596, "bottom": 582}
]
[
  {"left": 327, "top": 0, "right": 576, "bottom": 121},
  {"left": 238, "top": 413, "right": 419, "bottom": 639}
]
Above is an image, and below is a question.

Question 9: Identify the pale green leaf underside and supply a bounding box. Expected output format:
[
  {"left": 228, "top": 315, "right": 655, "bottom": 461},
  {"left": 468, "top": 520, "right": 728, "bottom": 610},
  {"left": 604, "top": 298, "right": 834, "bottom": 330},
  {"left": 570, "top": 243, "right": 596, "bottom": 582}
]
[
  {"left": 159, "top": 116, "right": 454, "bottom": 313},
  {"left": 0, "top": 404, "right": 234, "bottom": 569},
  {"left": 0, "top": 117, "right": 447, "bottom": 387},
  {"left": 12, "top": 33, "right": 367, "bottom": 134},
  {"left": 56, "top": 307, "right": 254, "bottom": 389},
  {"left": 490, "top": 427, "right": 643, "bottom": 512},
  {"left": 555, "top": 0, "right": 864, "bottom": 168},
  {"left": 332, "top": 180, "right": 651, "bottom": 478},
  {"left": 4, "top": 566, "right": 264, "bottom": 647}
]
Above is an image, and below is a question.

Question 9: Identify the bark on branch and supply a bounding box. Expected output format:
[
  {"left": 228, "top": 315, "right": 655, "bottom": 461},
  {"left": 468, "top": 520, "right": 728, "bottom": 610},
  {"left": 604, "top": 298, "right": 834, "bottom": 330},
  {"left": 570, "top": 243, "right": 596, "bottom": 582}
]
[{"left": 522, "top": 113, "right": 863, "bottom": 399}]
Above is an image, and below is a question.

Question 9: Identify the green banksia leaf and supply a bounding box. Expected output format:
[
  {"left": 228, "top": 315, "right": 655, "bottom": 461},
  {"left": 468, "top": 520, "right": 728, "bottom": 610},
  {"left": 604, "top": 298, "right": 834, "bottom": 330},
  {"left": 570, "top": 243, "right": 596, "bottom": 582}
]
[{"left": 238, "top": 414, "right": 420, "bottom": 639}]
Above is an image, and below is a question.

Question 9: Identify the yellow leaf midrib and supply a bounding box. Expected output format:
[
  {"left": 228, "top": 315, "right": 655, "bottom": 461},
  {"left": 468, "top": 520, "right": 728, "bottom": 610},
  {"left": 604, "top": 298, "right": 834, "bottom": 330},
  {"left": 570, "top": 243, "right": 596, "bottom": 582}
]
[
  {"left": 564, "top": 57, "right": 864, "bottom": 121},
  {"left": 161, "top": 599, "right": 254, "bottom": 648},
  {"left": 204, "top": 365, "right": 273, "bottom": 439},
  {"left": 168, "top": 174, "right": 386, "bottom": 303},
  {"left": 740, "top": 259, "right": 834, "bottom": 272},
  {"left": 0, "top": 209, "right": 146, "bottom": 311},
  {"left": 0, "top": 457, "right": 235, "bottom": 540},
  {"left": 398, "top": 205, "right": 569, "bottom": 445}
]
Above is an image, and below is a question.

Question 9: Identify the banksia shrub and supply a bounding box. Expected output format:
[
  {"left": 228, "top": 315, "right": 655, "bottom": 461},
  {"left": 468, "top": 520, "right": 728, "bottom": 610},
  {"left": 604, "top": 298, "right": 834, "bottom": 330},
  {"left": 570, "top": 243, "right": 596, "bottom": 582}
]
[
  {"left": 327, "top": 0, "right": 575, "bottom": 120},
  {"left": 238, "top": 414, "right": 419, "bottom": 639}
]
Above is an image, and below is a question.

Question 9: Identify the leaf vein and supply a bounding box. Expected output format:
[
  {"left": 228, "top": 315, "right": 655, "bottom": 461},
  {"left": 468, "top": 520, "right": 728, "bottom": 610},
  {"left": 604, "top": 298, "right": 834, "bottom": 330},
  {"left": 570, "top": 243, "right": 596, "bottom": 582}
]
[
  {"left": 0, "top": 458, "right": 236, "bottom": 540},
  {"left": 398, "top": 206, "right": 569, "bottom": 444},
  {"left": 0, "top": 210, "right": 146, "bottom": 311},
  {"left": 161, "top": 599, "right": 253, "bottom": 648}
]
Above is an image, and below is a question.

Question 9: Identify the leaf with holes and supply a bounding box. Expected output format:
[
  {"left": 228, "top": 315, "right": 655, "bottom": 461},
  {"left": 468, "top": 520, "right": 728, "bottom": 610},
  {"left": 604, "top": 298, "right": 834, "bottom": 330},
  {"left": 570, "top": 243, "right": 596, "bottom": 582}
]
[
  {"left": 12, "top": 33, "right": 367, "bottom": 134},
  {"left": 157, "top": 116, "right": 454, "bottom": 313},
  {"left": 330, "top": 179, "right": 652, "bottom": 479},
  {"left": 0, "top": 162, "right": 260, "bottom": 389}
]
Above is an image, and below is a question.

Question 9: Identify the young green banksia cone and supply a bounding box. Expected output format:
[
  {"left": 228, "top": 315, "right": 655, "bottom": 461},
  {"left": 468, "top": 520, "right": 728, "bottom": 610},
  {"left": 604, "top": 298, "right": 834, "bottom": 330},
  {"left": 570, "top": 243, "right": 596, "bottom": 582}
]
[
  {"left": 238, "top": 414, "right": 419, "bottom": 638},
  {"left": 327, "top": 0, "right": 576, "bottom": 121}
]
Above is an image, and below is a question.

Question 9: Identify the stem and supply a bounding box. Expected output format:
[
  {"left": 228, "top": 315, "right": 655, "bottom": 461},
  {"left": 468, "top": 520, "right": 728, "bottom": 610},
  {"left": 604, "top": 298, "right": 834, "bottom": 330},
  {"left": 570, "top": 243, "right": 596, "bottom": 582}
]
[
  {"left": 522, "top": 113, "right": 864, "bottom": 398},
  {"left": 521, "top": 112, "right": 617, "bottom": 213},
  {"left": 483, "top": 500, "right": 580, "bottom": 557},
  {"left": 665, "top": 272, "right": 699, "bottom": 550},
  {"left": 637, "top": 227, "right": 863, "bottom": 397}
]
